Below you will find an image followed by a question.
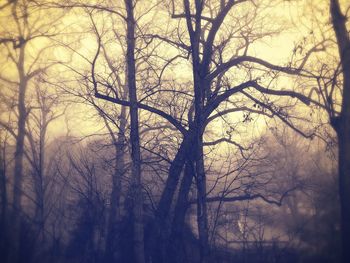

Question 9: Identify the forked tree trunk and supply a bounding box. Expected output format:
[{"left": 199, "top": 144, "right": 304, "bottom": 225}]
[
  {"left": 124, "top": 0, "right": 145, "bottom": 262},
  {"left": 168, "top": 160, "right": 195, "bottom": 263},
  {"left": 155, "top": 134, "right": 193, "bottom": 222},
  {"left": 147, "top": 135, "right": 191, "bottom": 263}
]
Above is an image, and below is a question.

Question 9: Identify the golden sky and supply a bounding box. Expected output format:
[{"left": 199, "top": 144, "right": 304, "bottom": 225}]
[{"left": 0, "top": 0, "right": 346, "bottom": 147}]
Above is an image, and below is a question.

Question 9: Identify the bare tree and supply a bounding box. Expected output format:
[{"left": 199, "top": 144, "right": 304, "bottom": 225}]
[
  {"left": 329, "top": 1, "right": 350, "bottom": 262},
  {"left": 0, "top": 1, "right": 64, "bottom": 261},
  {"left": 123, "top": 1, "right": 146, "bottom": 262},
  {"left": 25, "top": 88, "right": 64, "bottom": 246},
  {"left": 2, "top": 1, "right": 343, "bottom": 262},
  {"left": 85, "top": 1, "right": 325, "bottom": 262}
]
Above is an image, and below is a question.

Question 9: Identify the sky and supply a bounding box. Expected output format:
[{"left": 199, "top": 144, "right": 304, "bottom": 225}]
[{"left": 0, "top": 0, "right": 345, "bottom": 145}]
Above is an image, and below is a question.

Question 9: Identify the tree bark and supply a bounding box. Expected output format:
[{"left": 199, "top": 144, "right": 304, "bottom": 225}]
[
  {"left": 124, "top": 0, "right": 145, "bottom": 262},
  {"left": 330, "top": 1, "right": 350, "bottom": 262}
]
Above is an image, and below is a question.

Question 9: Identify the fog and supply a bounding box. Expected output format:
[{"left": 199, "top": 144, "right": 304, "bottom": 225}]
[{"left": 0, "top": 1, "right": 348, "bottom": 263}]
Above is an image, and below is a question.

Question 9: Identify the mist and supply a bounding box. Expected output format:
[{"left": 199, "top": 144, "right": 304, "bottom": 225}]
[{"left": 0, "top": 0, "right": 349, "bottom": 263}]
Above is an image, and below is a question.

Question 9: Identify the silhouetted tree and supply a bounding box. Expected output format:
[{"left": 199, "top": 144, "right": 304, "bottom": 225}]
[{"left": 328, "top": 1, "right": 350, "bottom": 262}]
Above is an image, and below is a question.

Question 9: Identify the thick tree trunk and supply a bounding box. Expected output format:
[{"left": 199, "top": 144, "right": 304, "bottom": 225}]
[
  {"left": 336, "top": 130, "right": 350, "bottom": 263},
  {"left": 188, "top": 1, "right": 210, "bottom": 257},
  {"left": 330, "top": 1, "right": 350, "bottom": 262},
  {"left": 147, "top": 135, "right": 192, "bottom": 263},
  {"left": 124, "top": 1, "right": 145, "bottom": 262},
  {"left": 155, "top": 135, "right": 192, "bottom": 221},
  {"left": 193, "top": 66, "right": 209, "bottom": 263},
  {"left": 168, "top": 160, "right": 195, "bottom": 263}
]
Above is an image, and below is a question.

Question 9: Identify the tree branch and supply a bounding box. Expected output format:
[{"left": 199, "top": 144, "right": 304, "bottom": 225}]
[{"left": 207, "top": 55, "right": 314, "bottom": 81}]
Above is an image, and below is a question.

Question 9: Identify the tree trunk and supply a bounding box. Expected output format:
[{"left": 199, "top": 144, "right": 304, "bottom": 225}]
[
  {"left": 104, "top": 105, "right": 127, "bottom": 262},
  {"left": 335, "top": 130, "right": 350, "bottom": 263},
  {"left": 124, "top": 0, "right": 145, "bottom": 262},
  {"left": 195, "top": 132, "right": 209, "bottom": 263},
  {"left": 147, "top": 135, "right": 192, "bottom": 263},
  {"left": 187, "top": 0, "right": 210, "bottom": 257},
  {"left": 168, "top": 160, "right": 195, "bottom": 263},
  {"left": 193, "top": 59, "right": 209, "bottom": 263},
  {"left": 34, "top": 107, "right": 47, "bottom": 242},
  {"left": 12, "top": 44, "right": 26, "bottom": 217},
  {"left": 0, "top": 140, "right": 8, "bottom": 262},
  {"left": 155, "top": 135, "right": 192, "bottom": 222},
  {"left": 330, "top": 1, "right": 350, "bottom": 263},
  {"left": 10, "top": 43, "right": 27, "bottom": 263}
]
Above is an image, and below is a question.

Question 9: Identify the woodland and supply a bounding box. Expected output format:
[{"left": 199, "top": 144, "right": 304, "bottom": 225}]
[{"left": 0, "top": 0, "right": 349, "bottom": 263}]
